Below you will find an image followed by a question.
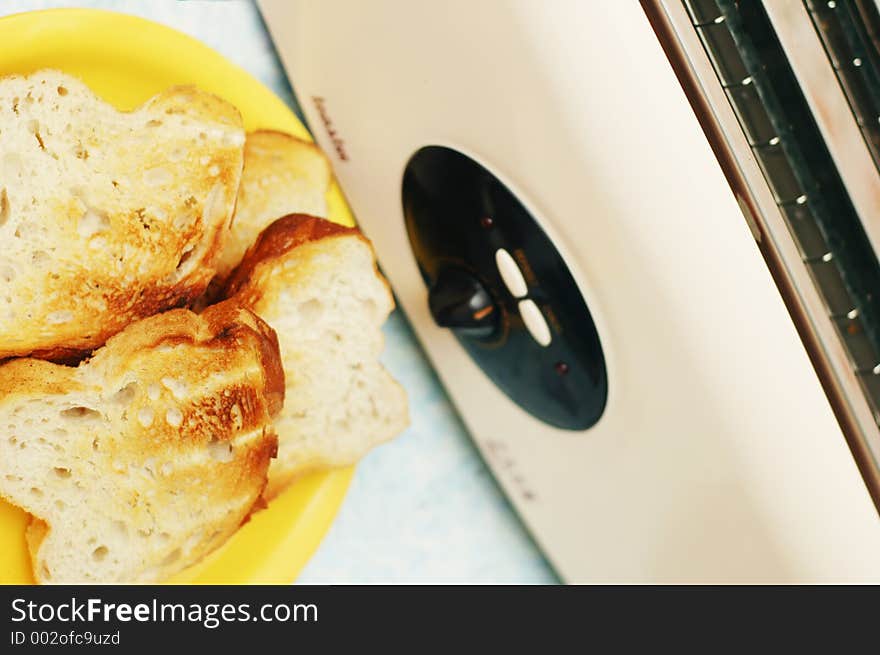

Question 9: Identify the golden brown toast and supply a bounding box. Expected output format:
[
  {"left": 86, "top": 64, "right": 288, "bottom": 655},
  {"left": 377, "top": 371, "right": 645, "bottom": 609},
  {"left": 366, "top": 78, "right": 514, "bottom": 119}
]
[
  {"left": 225, "top": 214, "right": 408, "bottom": 498},
  {"left": 214, "top": 129, "right": 331, "bottom": 282},
  {"left": 0, "top": 69, "right": 245, "bottom": 361},
  {"left": 0, "top": 300, "right": 283, "bottom": 583}
]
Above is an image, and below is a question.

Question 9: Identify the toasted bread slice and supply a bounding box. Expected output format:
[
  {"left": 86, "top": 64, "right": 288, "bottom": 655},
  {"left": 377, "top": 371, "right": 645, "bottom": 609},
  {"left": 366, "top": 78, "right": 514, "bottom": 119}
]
[
  {"left": 0, "top": 300, "right": 283, "bottom": 583},
  {"left": 0, "top": 69, "right": 245, "bottom": 360},
  {"left": 224, "top": 215, "right": 408, "bottom": 498},
  {"left": 214, "top": 130, "right": 331, "bottom": 282}
]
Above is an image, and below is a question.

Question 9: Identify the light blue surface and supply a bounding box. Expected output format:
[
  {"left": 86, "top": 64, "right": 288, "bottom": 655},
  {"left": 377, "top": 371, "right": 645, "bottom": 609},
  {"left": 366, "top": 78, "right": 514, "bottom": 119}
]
[{"left": 1, "top": 0, "right": 558, "bottom": 584}]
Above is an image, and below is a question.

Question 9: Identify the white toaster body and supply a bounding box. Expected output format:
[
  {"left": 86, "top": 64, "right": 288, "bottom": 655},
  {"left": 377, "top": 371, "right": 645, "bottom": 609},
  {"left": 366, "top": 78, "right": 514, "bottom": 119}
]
[{"left": 260, "top": 0, "right": 880, "bottom": 582}]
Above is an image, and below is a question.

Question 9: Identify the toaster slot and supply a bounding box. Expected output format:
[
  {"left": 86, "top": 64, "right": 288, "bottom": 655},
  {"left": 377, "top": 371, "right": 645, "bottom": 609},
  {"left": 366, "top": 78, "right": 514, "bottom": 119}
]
[
  {"left": 858, "top": 371, "right": 880, "bottom": 420},
  {"left": 834, "top": 313, "right": 879, "bottom": 373},
  {"left": 806, "top": 0, "right": 880, "bottom": 172},
  {"left": 779, "top": 201, "right": 830, "bottom": 260},
  {"left": 687, "top": 0, "right": 880, "bottom": 414},
  {"left": 752, "top": 141, "right": 803, "bottom": 204},
  {"left": 725, "top": 82, "right": 776, "bottom": 145},
  {"left": 697, "top": 18, "right": 750, "bottom": 86},
  {"left": 807, "top": 255, "right": 857, "bottom": 318},
  {"left": 683, "top": 0, "right": 721, "bottom": 25}
]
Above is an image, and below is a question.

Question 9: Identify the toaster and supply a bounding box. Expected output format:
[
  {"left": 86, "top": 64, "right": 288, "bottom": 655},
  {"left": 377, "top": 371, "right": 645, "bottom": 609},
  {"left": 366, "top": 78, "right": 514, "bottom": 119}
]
[{"left": 260, "top": 0, "right": 880, "bottom": 582}]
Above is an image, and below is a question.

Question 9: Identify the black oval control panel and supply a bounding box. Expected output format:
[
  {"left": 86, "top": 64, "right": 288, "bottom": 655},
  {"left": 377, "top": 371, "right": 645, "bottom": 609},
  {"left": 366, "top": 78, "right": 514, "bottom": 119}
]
[{"left": 402, "top": 145, "right": 607, "bottom": 430}]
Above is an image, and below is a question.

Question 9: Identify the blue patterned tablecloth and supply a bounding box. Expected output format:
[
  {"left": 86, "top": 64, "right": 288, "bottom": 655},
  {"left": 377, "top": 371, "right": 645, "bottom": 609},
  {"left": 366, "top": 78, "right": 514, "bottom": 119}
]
[{"left": 1, "top": 0, "right": 557, "bottom": 584}]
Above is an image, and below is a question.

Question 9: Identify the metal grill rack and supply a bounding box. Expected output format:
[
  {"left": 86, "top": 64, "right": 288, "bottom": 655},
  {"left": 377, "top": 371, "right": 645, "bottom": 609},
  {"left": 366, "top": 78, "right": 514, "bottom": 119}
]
[
  {"left": 806, "top": 0, "right": 880, "bottom": 171},
  {"left": 685, "top": 0, "right": 880, "bottom": 423}
]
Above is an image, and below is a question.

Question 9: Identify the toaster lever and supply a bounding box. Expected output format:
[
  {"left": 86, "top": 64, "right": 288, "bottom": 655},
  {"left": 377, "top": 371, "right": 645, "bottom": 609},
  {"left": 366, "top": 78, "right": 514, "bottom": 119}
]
[{"left": 428, "top": 266, "right": 498, "bottom": 338}]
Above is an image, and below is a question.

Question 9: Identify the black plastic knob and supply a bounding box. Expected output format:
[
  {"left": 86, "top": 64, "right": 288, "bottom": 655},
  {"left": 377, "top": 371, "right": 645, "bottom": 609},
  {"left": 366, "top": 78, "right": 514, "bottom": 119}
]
[{"left": 428, "top": 267, "right": 497, "bottom": 338}]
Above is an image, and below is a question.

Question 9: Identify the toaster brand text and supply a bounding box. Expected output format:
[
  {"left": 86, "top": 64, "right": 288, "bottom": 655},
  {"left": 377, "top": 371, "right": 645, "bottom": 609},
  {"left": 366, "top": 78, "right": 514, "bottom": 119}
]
[{"left": 312, "top": 96, "right": 349, "bottom": 161}]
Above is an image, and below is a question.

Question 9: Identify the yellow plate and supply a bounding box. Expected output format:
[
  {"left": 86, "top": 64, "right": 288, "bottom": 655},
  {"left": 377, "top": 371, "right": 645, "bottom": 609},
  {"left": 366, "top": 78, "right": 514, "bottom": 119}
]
[{"left": 0, "top": 8, "right": 354, "bottom": 584}]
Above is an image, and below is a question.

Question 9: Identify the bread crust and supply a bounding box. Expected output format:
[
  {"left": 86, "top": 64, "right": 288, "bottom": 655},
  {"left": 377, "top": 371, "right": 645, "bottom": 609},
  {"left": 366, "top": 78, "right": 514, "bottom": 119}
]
[{"left": 224, "top": 213, "right": 360, "bottom": 299}]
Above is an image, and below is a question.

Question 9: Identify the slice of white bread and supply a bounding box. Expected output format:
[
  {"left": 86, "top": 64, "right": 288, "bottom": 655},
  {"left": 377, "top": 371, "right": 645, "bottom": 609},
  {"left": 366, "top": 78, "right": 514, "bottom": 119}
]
[
  {"left": 0, "top": 69, "right": 245, "bottom": 361},
  {"left": 213, "top": 130, "right": 331, "bottom": 282},
  {"left": 224, "top": 214, "right": 408, "bottom": 498},
  {"left": 0, "top": 300, "right": 284, "bottom": 584}
]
